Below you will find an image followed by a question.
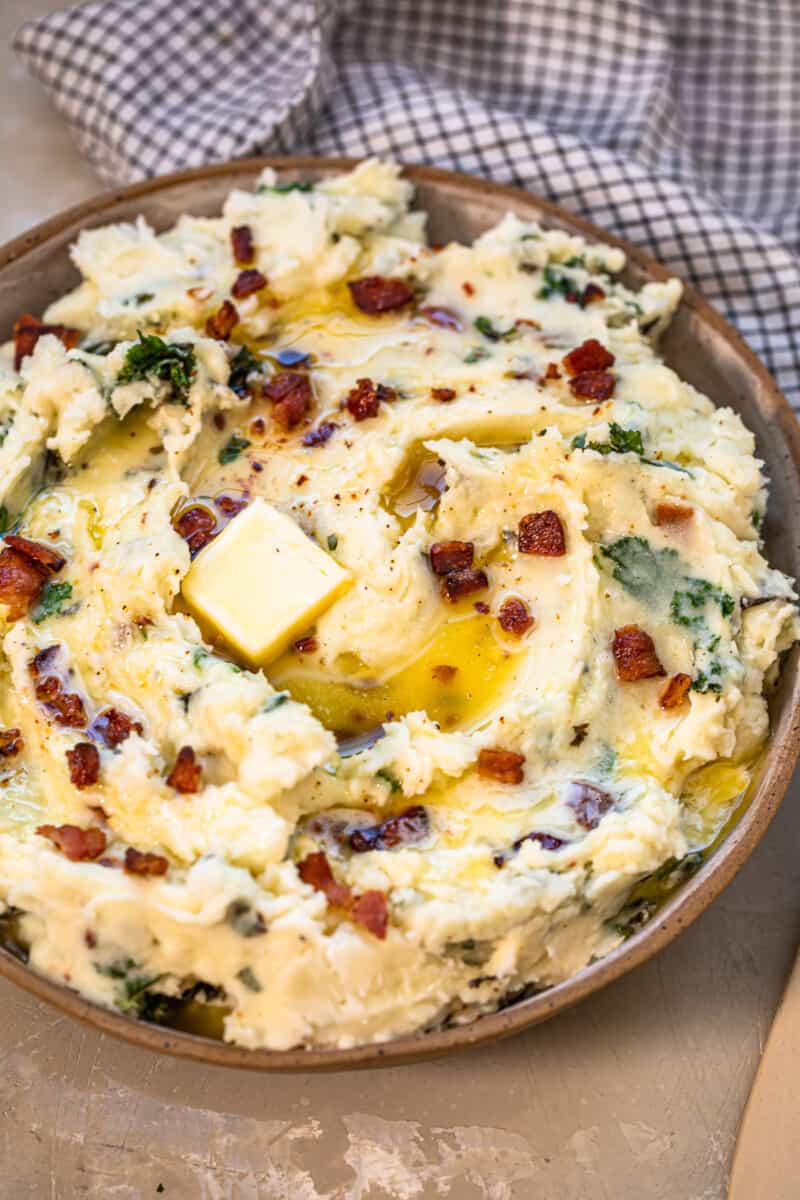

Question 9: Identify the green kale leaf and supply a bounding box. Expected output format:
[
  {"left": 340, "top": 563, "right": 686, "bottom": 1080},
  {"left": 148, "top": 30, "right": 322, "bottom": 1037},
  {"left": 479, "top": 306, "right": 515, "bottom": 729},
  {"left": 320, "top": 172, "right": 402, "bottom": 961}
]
[
  {"left": 117, "top": 332, "right": 197, "bottom": 405},
  {"left": 218, "top": 434, "right": 251, "bottom": 465},
  {"left": 32, "top": 581, "right": 73, "bottom": 624}
]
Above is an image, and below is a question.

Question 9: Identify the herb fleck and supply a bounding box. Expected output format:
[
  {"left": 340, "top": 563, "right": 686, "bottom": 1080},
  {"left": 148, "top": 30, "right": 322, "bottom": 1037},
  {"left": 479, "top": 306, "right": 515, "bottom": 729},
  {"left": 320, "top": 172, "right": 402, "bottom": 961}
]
[
  {"left": 117, "top": 333, "right": 196, "bottom": 405},
  {"left": 32, "top": 581, "right": 73, "bottom": 624},
  {"left": 237, "top": 965, "right": 262, "bottom": 992},
  {"left": 218, "top": 434, "right": 251, "bottom": 465}
]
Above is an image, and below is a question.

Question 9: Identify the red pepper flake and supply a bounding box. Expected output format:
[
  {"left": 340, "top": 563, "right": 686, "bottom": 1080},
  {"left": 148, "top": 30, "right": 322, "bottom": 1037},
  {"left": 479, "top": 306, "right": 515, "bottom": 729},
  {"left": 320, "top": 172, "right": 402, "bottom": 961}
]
[
  {"left": 350, "top": 890, "right": 389, "bottom": 939},
  {"left": 431, "top": 386, "right": 456, "bottom": 402},
  {"left": 498, "top": 596, "right": 534, "bottom": 636},
  {"left": 37, "top": 823, "right": 106, "bottom": 861},
  {"left": 518, "top": 510, "right": 566, "bottom": 556},
  {"left": 569, "top": 370, "right": 616, "bottom": 402},
  {"left": 0, "top": 728, "right": 23, "bottom": 757},
  {"left": 659, "top": 672, "right": 692, "bottom": 710},
  {"left": 173, "top": 504, "right": 218, "bottom": 556},
  {"left": 230, "top": 225, "right": 255, "bottom": 265},
  {"left": 13, "top": 314, "right": 80, "bottom": 371},
  {"left": 612, "top": 624, "right": 665, "bottom": 681},
  {"left": 654, "top": 500, "right": 694, "bottom": 526},
  {"left": 264, "top": 372, "right": 312, "bottom": 429},
  {"left": 478, "top": 747, "right": 525, "bottom": 785},
  {"left": 91, "top": 707, "right": 143, "bottom": 749},
  {"left": 581, "top": 283, "right": 606, "bottom": 306},
  {"left": 302, "top": 419, "right": 338, "bottom": 447},
  {"left": 419, "top": 305, "right": 463, "bottom": 331},
  {"left": 348, "top": 276, "right": 414, "bottom": 314},
  {"left": 66, "top": 742, "right": 100, "bottom": 789},
  {"left": 294, "top": 635, "right": 318, "bottom": 654},
  {"left": 345, "top": 377, "right": 395, "bottom": 421},
  {"left": 231, "top": 268, "right": 267, "bottom": 299},
  {"left": 349, "top": 805, "right": 430, "bottom": 852},
  {"left": 462, "top": 281, "right": 475, "bottom": 297},
  {"left": 566, "top": 781, "right": 613, "bottom": 830},
  {"left": 429, "top": 540, "right": 474, "bottom": 575},
  {"left": 124, "top": 847, "right": 169, "bottom": 876},
  {"left": 562, "top": 338, "right": 615, "bottom": 376},
  {"left": 166, "top": 745, "right": 202, "bottom": 793},
  {"left": 441, "top": 567, "right": 488, "bottom": 602},
  {"left": 205, "top": 299, "right": 239, "bottom": 340}
]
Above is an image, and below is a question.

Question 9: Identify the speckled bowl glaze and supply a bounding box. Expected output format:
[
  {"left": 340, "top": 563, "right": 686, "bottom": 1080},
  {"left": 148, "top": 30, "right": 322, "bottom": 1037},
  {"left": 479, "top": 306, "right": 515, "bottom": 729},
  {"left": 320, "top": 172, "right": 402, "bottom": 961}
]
[{"left": 1, "top": 159, "right": 798, "bottom": 1071}]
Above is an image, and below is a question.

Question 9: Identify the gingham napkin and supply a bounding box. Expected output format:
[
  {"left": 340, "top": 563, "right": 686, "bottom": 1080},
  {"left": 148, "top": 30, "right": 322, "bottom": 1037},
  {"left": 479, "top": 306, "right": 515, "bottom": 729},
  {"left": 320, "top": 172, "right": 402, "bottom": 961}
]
[{"left": 13, "top": 0, "right": 800, "bottom": 403}]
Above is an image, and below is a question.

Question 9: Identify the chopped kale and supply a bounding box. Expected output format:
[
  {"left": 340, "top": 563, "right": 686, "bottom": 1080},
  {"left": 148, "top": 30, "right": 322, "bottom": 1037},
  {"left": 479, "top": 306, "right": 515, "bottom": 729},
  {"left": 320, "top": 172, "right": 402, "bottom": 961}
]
[
  {"left": 192, "top": 647, "right": 208, "bottom": 668},
  {"left": 95, "top": 956, "right": 162, "bottom": 1015},
  {"left": 464, "top": 346, "right": 490, "bottom": 364},
  {"left": 474, "top": 315, "right": 518, "bottom": 342},
  {"left": 573, "top": 422, "right": 645, "bottom": 457},
  {"left": 671, "top": 578, "right": 734, "bottom": 628},
  {"left": 600, "top": 537, "right": 678, "bottom": 605},
  {"left": 611, "top": 898, "right": 656, "bottom": 939},
  {"left": 0, "top": 505, "right": 7, "bottom": 534},
  {"left": 225, "top": 899, "right": 267, "bottom": 937},
  {"left": 327, "top": 533, "right": 338, "bottom": 551},
  {"left": 538, "top": 265, "right": 576, "bottom": 300},
  {"left": 376, "top": 768, "right": 402, "bottom": 794},
  {"left": 259, "top": 181, "right": 314, "bottom": 194},
  {"left": 117, "top": 332, "right": 196, "bottom": 405},
  {"left": 227, "top": 345, "right": 263, "bottom": 396},
  {"left": 32, "top": 581, "right": 73, "bottom": 624},
  {"left": 263, "top": 691, "right": 290, "bottom": 713},
  {"left": 81, "top": 339, "right": 117, "bottom": 356},
  {"left": 218, "top": 434, "right": 251, "bottom": 465},
  {"left": 236, "top": 966, "right": 262, "bottom": 992},
  {"left": 691, "top": 666, "right": 724, "bottom": 694}
]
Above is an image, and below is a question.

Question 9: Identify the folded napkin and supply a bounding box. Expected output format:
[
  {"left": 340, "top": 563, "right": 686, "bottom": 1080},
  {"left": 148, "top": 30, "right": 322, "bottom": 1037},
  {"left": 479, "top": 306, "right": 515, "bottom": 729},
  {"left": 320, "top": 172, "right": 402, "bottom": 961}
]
[{"left": 14, "top": 0, "right": 800, "bottom": 402}]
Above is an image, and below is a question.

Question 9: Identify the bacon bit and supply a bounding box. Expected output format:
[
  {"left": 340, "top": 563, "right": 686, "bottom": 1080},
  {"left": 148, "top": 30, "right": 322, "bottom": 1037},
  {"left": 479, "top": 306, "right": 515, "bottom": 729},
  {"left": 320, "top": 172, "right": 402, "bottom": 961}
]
[
  {"left": 302, "top": 419, "right": 338, "bottom": 447},
  {"left": 91, "top": 707, "right": 143, "bottom": 749},
  {"left": 348, "top": 276, "right": 414, "bottom": 314},
  {"left": 462, "top": 281, "right": 475, "bottom": 297},
  {"left": 612, "top": 624, "right": 665, "bottom": 681},
  {"left": 29, "top": 645, "right": 59, "bottom": 677},
  {"left": 432, "top": 664, "right": 457, "bottom": 683},
  {"left": 474, "top": 600, "right": 490, "bottom": 614},
  {"left": 66, "top": 742, "right": 100, "bottom": 789},
  {"left": 419, "top": 305, "right": 463, "bottom": 331},
  {"left": 214, "top": 493, "right": 248, "bottom": 519},
  {"left": 429, "top": 540, "right": 474, "bottom": 575},
  {"left": 498, "top": 596, "right": 534, "bottom": 635},
  {"left": 213, "top": 412, "right": 226, "bottom": 431},
  {"left": 124, "top": 847, "right": 169, "bottom": 876},
  {"left": 250, "top": 415, "right": 266, "bottom": 436},
  {"left": 294, "top": 635, "right": 318, "bottom": 654},
  {"left": 84, "top": 929, "right": 97, "bottom": 948},
  {"left": 543, "top": 362, "right": 561, "bottom": 381},
  {"left": 4, "top": 535, "right": 65, "bottom": 574},
  {"left": 569, "top": 370, "right": 616, "bottom": 401},
  {"left": 13, "top": 314, "right": 80, "bottom": 371},
  {"left": 513, "top": 830, "right": 567, "bottom": 852},
  {"left": 441, "top": 567, "right": 488, "bottom": 602},
  {"left": 264, "top": 372, "right": 312, "bottom": 429},
  {"left": 37, "top": 823, "right": 106, "bottom": 861},
  {"left": 655, "top": 500, "right": 694, "bottom": 526},
  {"left": 205, "top": 299, "right": 239, "bottom": 340},
  {"left": 350, "top": 890, "right": 389, "bottom": 939},
  {"left": 345, "top": 377, "right": 395, "bottom": 421},
  {"left": 298, "top": 850, "right": 353, "bottom": 909},
  {"left": 33, "top": 668, "right": 87, "bottom": 728},
  {"left": 350, "top": 805, "right": 430, "bottom": 852},
  {"left": 0, "top": 549, "right": 47, "bottom": 619},
  {"left": 518, "top": 510, "right": 566, "bottom": 556},
  {"left": 166, "top": 746, "right": 202, "bottom": 794},
  {"left": 174, "top": 504, "right": 218, "bottom": 556},
  {"left": 431, "top": 386, "right": 456, "bottom": 402},
  {"left": 231, "top": 225, "right": 255, "bottom": 265},
  {"left": 566, "top": 781, "right": 613, "bottom": 830},
  {"left": 659, "top": 673, "right": 692, "bottom": 710},
  {"left": 231, "top": 268, "right": 267, "bottom": 299},
  {"left": 562, "top": 338, "right": 615, "bottom": 376},
  {"left": 478, "top": 747, "right": 525, "bottom": 785},
  {"left": 581, "top": 283, "right": 606, "bottom": 306},
  {"left": 0, "top": 728, "right": 23, "bottom": 757}
]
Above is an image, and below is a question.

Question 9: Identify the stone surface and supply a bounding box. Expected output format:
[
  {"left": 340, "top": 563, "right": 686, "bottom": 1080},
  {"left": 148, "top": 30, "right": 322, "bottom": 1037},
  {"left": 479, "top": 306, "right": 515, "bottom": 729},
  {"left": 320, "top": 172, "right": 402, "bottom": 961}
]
[{"left": 1, "top": 3, "right": 797, "bottom": 1196}]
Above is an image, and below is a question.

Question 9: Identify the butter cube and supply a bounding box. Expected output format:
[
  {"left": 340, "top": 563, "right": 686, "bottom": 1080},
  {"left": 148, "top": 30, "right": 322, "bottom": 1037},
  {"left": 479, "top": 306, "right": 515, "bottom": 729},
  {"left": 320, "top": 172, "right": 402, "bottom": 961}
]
[{"left": 181, "top": 497, "right": 349, "bottom": 665}]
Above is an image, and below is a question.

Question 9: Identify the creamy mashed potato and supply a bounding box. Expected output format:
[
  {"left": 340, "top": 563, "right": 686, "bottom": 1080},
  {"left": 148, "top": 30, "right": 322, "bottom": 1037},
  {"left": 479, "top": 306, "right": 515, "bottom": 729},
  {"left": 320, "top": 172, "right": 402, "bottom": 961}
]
[{"left": 0, "top": 160, "right": 796, "bottom": 1050}]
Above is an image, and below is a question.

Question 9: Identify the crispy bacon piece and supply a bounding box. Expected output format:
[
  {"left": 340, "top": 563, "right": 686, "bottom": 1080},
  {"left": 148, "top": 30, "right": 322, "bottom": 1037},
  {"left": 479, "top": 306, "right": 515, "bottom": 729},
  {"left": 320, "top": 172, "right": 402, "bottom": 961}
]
[
  {"left": 298, "top": 850, "right": 353, "bottom": 909},
  {"left": 581, "top": 283, "right": 606, "bottom": 306},
  {"left": 29, "top": 645, "right": 59, "bottom": 677},
  {"left": 518, "top": 510, "right": 566, "bottom": 556},
  {"left": 419, "top": 305, "right": 463, "bottom": 331},
  {"left": 569, "top": 370, "right": 616, "bottom": 402},
  {"left": 478, "top": 747, "right": 525, "bottom": 785},
  {"left": 441, "top": 567, "right": 488, "bottom": 602},
  {"left": 264, "top": 372, "right": 312, "bottom": 429},
  {"left": 91, "top": 707, "right": 143, "bottom": 748},
  {"left": 302, "top": 419, "right": 338, "bottom": 447},
  {"left": 66, "top": 742, "right": 100, "bottom": 789},
  {"left": 174, "top": 504, "right": 218, "bottom": 556},
  {"left": 429, "top": 540, "right": 474, "bottom": 575},
  {"left": 349, "top": 805, "right": 430, "bottom": 853},
  {"left": 230, "top": 224, "right": 254, "bottom": 265},
  {"left": 566, "top": 781, "right": 613, "bottom": 830},
  {"left": 231, "top": 268, "right": 267, "bottom": 299},
  {"left": 124, "top": 847, "right": 169, "bottom": 876},
  {"left": 294, "top": 635, "right": 318, "bottom": 654},
  {"left": 498, "top": 596, "right": 534, "bottom": 636},
  {"left": 13, "top": 314, "right": 80, "bottom": 371},
  {"left": 432, "top": 664, "right": 457, "bottom": 682},
  {"left": 654, "top": 500, "right": 694, "bottom": 526},
  {"left": 348, "top": 276, "right": 414, "bottom": 314},
  {"left": 0, "top": 728, "right": 23, "bottom": 757},
  {"left": 166, "top": 745, "right": 201, "bottom": 793},
  {"left": 215, "top": 492, "right": 249, "bottom": 518},
  {"left": 350, "top": 890, "right": 389, "bottom": 939},
  {"left": 4, "top": 535, "right": 65, "bottom": 574},
  {"left": 543, "top": 362, "right": 561, "bottom": 381},
  {"left": 32, "top": 670, "right": 87, "bottom": 728},
  {"left": 612, "top": 624, "right": 665, "bottom": 681},
  {"left": 562, "top": 338, "right": 615, "bottom": 376},
  {"left": 205, "top": 299, "right": 239, "bottom": 340},
  {"left": 0, "top": 548, "right": 47, "bottom": 619},
  {"left": 345, "top": 377, "right": 395, "bottom": 422},
  {"left": 37, "top": 823, "right": 106, "bottom": 861},
  {"left": 659, "top": 672, "right": 692, "bottom": 710},
  {"left": 431, "top": 386, "right": 456, "bottom": 402},
  {"left": 513, "top": 830, "right": 567, "bottom": 852}
]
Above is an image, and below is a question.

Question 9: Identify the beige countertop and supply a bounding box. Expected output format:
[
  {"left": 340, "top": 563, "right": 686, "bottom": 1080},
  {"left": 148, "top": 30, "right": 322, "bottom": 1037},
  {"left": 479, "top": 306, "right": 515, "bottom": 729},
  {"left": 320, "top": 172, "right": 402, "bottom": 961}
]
[{"left": 2, "top": 4, "right": 798, "bottom": 1197}]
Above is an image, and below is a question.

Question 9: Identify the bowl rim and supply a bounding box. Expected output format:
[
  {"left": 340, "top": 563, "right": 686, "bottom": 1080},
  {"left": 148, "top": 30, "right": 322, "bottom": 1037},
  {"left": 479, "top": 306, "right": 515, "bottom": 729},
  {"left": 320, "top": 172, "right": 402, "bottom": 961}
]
[{"left": 1, "top": 155, "right": 799, "bottom": 1072}]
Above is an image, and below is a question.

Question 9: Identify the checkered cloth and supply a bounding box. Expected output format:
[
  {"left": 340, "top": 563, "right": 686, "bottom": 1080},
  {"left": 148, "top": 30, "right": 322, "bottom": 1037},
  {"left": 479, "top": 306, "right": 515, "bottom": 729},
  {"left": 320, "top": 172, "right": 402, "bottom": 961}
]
[{"left": 13, "top": 1, "right": 800, "bottom": 403}]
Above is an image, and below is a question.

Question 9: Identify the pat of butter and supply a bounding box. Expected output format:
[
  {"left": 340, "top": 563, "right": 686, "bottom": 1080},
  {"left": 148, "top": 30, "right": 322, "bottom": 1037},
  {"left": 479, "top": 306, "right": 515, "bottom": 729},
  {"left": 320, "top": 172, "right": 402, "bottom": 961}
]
[{"left": 181, "top": 497, "right": 350, "bottom": 665}]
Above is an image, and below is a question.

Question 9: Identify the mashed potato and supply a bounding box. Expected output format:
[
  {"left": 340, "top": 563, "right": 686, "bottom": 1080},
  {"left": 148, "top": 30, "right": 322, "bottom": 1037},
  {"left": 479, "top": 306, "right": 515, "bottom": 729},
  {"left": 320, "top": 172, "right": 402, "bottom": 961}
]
[{"left": 0, "top": 160, "right": 795, "bottom": 1050}]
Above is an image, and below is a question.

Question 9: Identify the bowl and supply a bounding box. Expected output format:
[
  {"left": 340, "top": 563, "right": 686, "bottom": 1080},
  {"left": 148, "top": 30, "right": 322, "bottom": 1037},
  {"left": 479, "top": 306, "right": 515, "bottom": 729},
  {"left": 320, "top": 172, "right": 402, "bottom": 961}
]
[{"left": 1, "top": 158, "right": 799, "bottom": 1071}]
